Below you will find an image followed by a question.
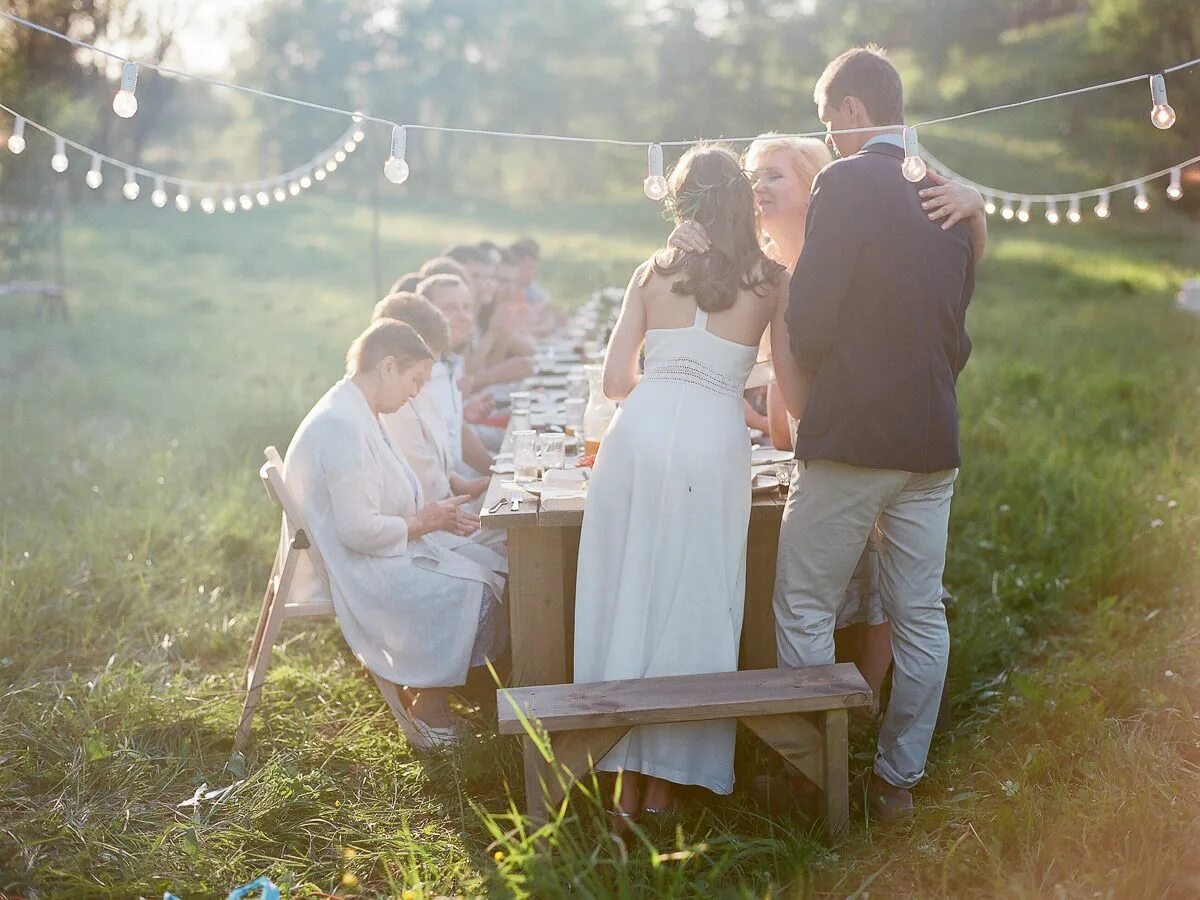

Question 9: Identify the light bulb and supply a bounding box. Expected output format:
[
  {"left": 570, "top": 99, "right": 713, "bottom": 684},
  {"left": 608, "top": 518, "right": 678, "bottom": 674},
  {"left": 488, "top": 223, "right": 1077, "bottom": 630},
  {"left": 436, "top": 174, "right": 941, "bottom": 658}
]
[
  {"left": 1016, "top": 199, "right": 1031, "bottom": 223},
  {"left": 175, "top": 192, "right": 191, "bottom": 212},
  {"left": 1067, "top": 196, "right": 1081, "bottom": 223},
  {"left": 313, "top": 167, "right": 327, "bottom": 182},
  {"left": 122, "top": 169, "right": 140, "bottom": 200},
  {"left": 1045, "top": 200, "right": 1059, "bottom": 224},
  {"left": 644, "top": 142, "right": 668, "bottom": 200},
  {"left": 50, "top": 136, "right": 68, "bottom": 172},
  {"left": 1167, "top": 168, "right": 1183, "bottom": 201},
  {"left": 256, "top": 191, "right": 270, "bottom": 207},
  {"left": 343, "top": 140, "right": 357, "bottom": 153},
  {"left": 384, "top": 125, "right": 410, "bottom": 184},
  {"left": 1094, "top": 192, "right": 1111, "bottom": 218},
  {"left": 324, "top": 159, "right": 337, "bottom": 173},
  {"left": 901, "top": 127, "right": 926, "bottom": 183},
  {"left": 288, "top": 181, "right": 301, "bottom": 196},
  {"left": 151, "top": 177, "right": 167, "bottom": 208},
  {"left": 352, "top": 111, "right": 365, "bottom": 124},
  {"left": 112, "top": 62, "right": 139, "bottom": 118},
  {"left": 353, "top": 129, "right": 365, "bottom": 143},
  {"left": 984, "top": 195, "right": 997, "bottom": 216},
  {"left": 239, "top": 193, "right": 254, "bottom": 210},
  {"left": 1001, "top": 201, "right": 1014, "bottom": 221},
  {"left": 299, "top": 175, "right": 312, "bottom": 189},
  {"left": 1134, "top": 184, "right": 1150, "bottom": 211},
  {"left": 86, "top": 155, "right": 103, "bottom": 189},
  {"left": 7, "top": 116, "right": 26, "bottom": 154},
  {"left": 222, "top": 193, "right": 237, "bottom": 213},
  {"left": 1149, "top": 73, "right": 1176, "bottom": 130},
  {"left": 273, "top": 187, "right": 287, "bottom": 202},
  {"left": 200, "top": 197, "right": 216, "bottom": 214},
  {"left": 334, "top": 150, "right": 347, "bottom": 163}
]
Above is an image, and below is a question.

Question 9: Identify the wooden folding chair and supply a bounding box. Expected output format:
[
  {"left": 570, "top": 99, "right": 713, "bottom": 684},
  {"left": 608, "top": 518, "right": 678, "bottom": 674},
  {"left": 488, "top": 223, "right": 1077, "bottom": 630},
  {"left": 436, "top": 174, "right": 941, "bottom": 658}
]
[{"left": 232, "top": 446, "right": 416, "bottom": 753}]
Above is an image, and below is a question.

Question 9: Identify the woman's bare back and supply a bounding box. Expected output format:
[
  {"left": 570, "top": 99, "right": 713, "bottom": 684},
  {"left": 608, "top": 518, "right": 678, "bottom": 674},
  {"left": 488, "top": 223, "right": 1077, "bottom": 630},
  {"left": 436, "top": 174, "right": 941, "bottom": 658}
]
[{"left": 638, "top": 259, "right": 787, "bottom": 348}]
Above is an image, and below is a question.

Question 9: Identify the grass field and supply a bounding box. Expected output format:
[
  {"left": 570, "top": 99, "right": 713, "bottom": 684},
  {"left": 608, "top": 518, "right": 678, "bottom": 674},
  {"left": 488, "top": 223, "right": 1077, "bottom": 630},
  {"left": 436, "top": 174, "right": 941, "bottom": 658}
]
[{"left": 2, "top": 191, "right": 1199, "bottom": 898}]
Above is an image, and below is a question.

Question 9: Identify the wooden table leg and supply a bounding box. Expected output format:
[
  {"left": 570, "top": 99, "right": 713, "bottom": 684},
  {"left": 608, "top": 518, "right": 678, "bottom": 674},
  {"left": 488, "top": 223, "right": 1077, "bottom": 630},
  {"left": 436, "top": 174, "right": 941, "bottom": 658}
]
[
  {"left": 741, "top": 517, "right": 781, "bottom": 670},
  {"left": 821, "top": 708, "right": 850, "bottom": 838},
  {"left": 508, "top": 526, "right": 568, "bottom": 687}
]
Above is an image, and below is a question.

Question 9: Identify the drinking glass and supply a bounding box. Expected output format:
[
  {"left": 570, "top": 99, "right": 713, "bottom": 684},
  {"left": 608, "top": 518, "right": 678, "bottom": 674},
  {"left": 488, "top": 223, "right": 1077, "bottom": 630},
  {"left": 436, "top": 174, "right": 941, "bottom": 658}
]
[
  {"left": 512, "top": 430, "right": 538, "bottom": 483},
  {"left": 774, "top": 460, "right": 796, "bottom": 493},
  {"left": 538, "top": 432, "right": 566, "bottom": 473},
  {"left": 564, "top": 398, "right": 586, "bottom": 454}
]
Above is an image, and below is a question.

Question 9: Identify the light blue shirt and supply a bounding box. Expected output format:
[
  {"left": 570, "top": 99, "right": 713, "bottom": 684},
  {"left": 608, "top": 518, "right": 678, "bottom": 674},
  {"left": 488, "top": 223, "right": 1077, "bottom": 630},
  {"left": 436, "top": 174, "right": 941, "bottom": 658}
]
[{"left": 862, "top": 132, "right": 906, "bottom": 152}]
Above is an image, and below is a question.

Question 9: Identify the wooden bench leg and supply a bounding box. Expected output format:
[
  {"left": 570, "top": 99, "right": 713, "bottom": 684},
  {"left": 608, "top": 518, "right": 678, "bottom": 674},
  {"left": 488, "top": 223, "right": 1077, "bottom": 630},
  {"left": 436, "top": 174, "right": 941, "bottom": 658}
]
[
  {"left": 520, "top": 726, "right": 630, "bottom": 823},
  {"left": 820, "top": 709, "right": 849, "bottom": 838}
]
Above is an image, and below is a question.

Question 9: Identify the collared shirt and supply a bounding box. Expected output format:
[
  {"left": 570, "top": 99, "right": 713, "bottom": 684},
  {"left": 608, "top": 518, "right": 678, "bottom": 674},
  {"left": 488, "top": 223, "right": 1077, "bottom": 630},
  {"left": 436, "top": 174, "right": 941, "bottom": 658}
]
[
  {"left": 862, "top": 132, "right": 906, "bottom": 152},
  {"left": 425, "top": 354, "right": 465, "bottom": 468}
]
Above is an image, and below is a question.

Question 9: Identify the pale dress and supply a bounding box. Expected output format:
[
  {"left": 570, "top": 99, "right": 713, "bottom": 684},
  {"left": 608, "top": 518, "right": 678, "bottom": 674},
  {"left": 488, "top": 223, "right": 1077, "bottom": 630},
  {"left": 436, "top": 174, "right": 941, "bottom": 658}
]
[
  {"left": 573, "top": 307, "right": 758, "bottom": 794},
  {"left": 282, "top": 378, "right": 507, "bottom": 687}
]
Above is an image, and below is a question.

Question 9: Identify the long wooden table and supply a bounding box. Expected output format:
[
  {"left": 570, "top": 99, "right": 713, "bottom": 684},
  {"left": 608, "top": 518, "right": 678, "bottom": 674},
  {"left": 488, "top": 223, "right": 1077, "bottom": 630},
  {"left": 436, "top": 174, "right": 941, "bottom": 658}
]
[{"left": 481, "top": 469, "right": 786, "bottom": 687}]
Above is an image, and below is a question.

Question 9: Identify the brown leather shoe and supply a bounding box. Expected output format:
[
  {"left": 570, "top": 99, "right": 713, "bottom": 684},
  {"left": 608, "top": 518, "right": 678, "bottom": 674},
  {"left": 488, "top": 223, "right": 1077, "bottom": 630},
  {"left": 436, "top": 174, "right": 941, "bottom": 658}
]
[{"left": 851, "top": 770, "right": 914, "bottom": 824}]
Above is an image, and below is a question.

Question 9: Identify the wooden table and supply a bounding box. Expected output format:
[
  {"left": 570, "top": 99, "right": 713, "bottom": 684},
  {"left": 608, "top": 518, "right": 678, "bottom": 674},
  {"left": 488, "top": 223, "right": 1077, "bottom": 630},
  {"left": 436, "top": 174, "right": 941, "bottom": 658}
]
[{"left": 481, "top": 468, "right": 786, "bottom": 687}]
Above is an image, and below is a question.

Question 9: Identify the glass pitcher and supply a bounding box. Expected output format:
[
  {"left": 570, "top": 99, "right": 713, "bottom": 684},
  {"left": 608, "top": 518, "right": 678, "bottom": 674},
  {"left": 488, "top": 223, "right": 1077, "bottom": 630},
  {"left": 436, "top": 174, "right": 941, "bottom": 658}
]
[{"left": 582, "top": 364, "right": 616, "bottom": 456}]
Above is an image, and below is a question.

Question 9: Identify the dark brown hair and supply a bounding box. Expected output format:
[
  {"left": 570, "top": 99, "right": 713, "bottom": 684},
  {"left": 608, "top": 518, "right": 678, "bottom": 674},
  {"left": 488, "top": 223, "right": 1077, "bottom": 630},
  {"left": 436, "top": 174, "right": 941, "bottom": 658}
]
[
  {"left": 389, "top": 272, "right": 423, "bottom": 294},
  {"left": 346, "top": 320, "right": 433, "bottom": 375},
  {"left": 371, "top": 291, "right": 451, "bottom": 356},
  {"left": 649, "top": 144, "right": 784, "bottom": 312},
  {"left": 814, "top": 45, "right": 904, "bottom": 126}
]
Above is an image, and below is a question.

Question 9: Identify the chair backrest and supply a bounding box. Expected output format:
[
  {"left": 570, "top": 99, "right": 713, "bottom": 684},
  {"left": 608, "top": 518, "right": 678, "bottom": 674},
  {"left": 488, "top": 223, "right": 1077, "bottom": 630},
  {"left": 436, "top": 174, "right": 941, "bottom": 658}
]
[{"left": 261, "top": 445, "right": 330, "bottom": 586}]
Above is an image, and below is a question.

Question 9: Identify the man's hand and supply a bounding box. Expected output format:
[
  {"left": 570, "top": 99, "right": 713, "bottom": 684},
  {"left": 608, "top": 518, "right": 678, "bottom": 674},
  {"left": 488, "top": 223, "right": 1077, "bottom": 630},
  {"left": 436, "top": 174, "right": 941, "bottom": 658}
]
[
  {"left": 919, "top": 174, "right": 984, "bottom": 230},
  {"left": 667, "top": 220, "right": 711, "bottom": 254},
  {"left": 463, "top": 392, "right": 495, "bottom": 424},
  {"left": 416, "top": 495, "right": 478, "bottom": 537}
]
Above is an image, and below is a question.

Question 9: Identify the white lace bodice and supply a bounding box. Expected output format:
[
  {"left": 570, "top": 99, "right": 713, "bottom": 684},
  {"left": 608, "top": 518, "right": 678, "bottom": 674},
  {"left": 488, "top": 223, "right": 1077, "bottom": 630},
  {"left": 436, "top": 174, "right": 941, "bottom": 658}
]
[{"left": 640, "top": 307, "right": 760, "bottom": 399}]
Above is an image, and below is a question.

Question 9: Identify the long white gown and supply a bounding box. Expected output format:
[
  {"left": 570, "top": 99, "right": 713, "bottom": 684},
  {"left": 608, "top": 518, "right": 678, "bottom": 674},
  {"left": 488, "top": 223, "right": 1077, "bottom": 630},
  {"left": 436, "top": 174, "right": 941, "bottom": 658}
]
[
  {"left": 283, "top": 378, "right": 507, "bottom": 687},
  {"left": 573, "top": 307, "right": 758, "bottom": 794}
]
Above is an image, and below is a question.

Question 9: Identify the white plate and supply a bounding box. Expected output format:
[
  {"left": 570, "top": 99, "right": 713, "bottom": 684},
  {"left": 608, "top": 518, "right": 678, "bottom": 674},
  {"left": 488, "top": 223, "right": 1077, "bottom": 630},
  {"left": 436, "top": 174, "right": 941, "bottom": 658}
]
[
  {"left": 752, "top": 474, "right": 781, "bottom": 494},
  {"left": 751, "top": 448, "right": 794, "bottom": 466},
  {"left": 490, "top": 462, "right": 515, "bottom": 475}
]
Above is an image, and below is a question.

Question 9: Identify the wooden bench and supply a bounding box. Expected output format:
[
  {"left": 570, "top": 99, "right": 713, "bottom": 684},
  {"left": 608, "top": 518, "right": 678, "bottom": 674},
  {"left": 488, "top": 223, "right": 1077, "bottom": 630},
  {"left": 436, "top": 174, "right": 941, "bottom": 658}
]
[{"left": 497, "top": 663, "right": 872, "bottom": 837}]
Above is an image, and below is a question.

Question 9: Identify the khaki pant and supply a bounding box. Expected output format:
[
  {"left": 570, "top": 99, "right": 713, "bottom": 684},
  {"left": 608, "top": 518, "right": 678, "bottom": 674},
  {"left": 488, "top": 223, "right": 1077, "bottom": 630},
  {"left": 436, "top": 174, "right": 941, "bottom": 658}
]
[{"left": 774, "top": 459, "right": 958, "bottom": 789}]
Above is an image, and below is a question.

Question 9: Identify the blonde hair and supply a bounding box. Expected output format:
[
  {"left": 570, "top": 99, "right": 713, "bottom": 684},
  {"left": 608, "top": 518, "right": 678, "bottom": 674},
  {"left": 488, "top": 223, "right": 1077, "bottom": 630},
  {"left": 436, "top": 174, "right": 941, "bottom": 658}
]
[{"left": 744, "top": 135, "right": 832, "bottom": 197}]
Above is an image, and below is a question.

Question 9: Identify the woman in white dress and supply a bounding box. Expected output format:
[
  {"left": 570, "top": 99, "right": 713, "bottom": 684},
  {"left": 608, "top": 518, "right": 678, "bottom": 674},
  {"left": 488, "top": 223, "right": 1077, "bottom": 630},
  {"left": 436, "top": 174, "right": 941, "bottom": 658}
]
[
  {"left": 573, "top": 144, "right": 806, "bottom": 821},
  {"left": 283, "top": 320, "right": 507, "bottom": 748}
]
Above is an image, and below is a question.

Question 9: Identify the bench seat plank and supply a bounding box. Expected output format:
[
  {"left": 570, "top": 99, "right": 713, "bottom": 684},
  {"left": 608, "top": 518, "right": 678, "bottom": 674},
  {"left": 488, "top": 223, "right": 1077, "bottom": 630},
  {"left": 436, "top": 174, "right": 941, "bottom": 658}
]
[{"left": 497, "top": 663, "right": 870, "bottom": 735}]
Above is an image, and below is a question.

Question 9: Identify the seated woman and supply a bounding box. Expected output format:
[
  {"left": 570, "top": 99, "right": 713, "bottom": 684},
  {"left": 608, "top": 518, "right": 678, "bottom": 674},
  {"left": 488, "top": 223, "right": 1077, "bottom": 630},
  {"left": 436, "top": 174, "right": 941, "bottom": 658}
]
[
  {"left": 282, "top": 320, "right": 507, "bottom": 748},
  {"left": 373, "top": 293, "right": 496, "bottom": 519}
]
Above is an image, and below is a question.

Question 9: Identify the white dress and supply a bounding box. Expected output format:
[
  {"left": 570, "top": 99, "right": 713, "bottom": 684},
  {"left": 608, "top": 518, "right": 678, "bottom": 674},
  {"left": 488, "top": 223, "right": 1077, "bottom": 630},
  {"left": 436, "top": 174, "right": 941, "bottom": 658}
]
[
  {"left": 283, "top": 378, "right": 507, "bottom": 687},
  {"left": 573, "top": 307, "right": 758, "bottom": 794}
]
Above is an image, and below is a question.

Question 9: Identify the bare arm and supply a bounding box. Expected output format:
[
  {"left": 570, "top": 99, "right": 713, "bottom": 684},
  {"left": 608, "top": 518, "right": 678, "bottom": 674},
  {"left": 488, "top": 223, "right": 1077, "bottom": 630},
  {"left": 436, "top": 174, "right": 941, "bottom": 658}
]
[
  {"left": 602, "top": 262, "right": 650, "bottom": 401},
  {"left": 766, "top": 382, "right": 794, "bottom": 451},
  {"left": 920, "top": 173, "right": 988, "bottom": 261}
]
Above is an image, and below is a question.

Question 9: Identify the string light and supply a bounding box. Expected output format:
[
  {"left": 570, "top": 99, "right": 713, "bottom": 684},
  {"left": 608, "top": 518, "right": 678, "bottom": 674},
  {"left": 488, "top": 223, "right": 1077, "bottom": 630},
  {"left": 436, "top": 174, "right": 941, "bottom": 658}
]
[
  {"left": 1167, "top": 167, "right": 1183, "bottom": 200},
  {"left": 122, "top": 168, "right": 140, "bottom": 199},
  {"left": 1094, "top": 190, "right": 1111, "bottom": 218},
  {"left": 313, "top": 167, "right": 327, "bottom": 182},
  {"left": 238, "top": 192, "right": 254, "bottom": 210},
  {"left": 151, "top": 176, "right": 168, "bottom": 207},
  {"left": 256, "top": 190, "right": 270, "bottom": 207},
  {"left": 334, "top": 149, "right": 346, "bottom": 163},
  {"left": 175, "top": 190, "right": 191, "bottom": 212},
  {"left": 222, "top": 190, "right": 236, "bottom": 214},
  {"left": 113, "top": 62, "right": 139, "bottom": 118},
  {"left": 643, "top": 143, "right": 667, "bottom": 200},
  {"left": 983, "top": 193, "right": 997, "bottom": 216},
  {"left": 324, "top": 158, "right": 337, "bottom": 173},
  {"left": 50, "top": 136, "right": 68, "bottom": 172},
  {"left": 1134, "top": 182, "right": 1150, "bottom": 211},
  {"left": 1017, "top": 198, "right": 1032, "bottom": 223},
  {"left": 384, "top": 125, "right": 410, "bottom": 184},
  {"left": 1149, "top": 73, "right": 1176, "bottom": 129},
  {"left": 1001, "top": 199, "right": 1015, "bottom": 221},
  {"left": 200, "top": 196, "right": 216, "bottom": 214},
  {"left": 288, "top": 180, "right": 301, "bottom": 196},
  {"left": 901, "top": 127, "right": 927, "bottom": 182},
  {"left": 6, "top": 116, "right": 25, "bottom": 154},
  {"left": 1067, "top": 196, "right": 1082, "bottom": 223},
  {"left": 343, "top": 140, "right": 356, "bottom": 154},
  {"left": 85, "top": 154, "right": 103, "bottom": 189},
  {"left": 1045, "top": 199, "right": 1060, "bottom": 224},
  {"left": 273, "top": 186, "right": 287, "bottom": 203}
]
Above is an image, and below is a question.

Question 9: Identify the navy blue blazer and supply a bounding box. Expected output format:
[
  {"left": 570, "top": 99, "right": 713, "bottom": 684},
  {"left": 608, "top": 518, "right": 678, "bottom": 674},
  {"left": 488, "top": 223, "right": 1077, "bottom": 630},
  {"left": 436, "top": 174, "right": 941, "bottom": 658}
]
[{"left": 786, "top": 142, "right": 975, "bottom": 473}]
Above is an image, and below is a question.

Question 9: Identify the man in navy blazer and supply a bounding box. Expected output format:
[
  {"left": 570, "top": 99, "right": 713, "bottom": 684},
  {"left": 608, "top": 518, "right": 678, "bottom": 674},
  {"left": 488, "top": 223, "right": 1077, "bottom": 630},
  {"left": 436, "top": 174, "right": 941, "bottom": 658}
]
[{"left": 773, "top": 46, "right": 979, "bottom": 821}]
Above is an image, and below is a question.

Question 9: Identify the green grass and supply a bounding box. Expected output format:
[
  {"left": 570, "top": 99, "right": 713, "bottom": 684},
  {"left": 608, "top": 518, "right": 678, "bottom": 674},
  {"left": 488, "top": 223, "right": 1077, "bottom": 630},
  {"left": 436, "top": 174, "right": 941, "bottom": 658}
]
[{"left": 2, "top": 193, "right": 1200, "bottom": 898}]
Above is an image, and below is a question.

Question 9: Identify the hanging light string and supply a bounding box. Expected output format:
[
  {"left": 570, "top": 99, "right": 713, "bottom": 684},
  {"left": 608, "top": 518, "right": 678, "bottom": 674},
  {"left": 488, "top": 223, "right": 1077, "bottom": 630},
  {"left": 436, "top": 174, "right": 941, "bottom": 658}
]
[
  {"left": 2, "top": 8, "right": 1199, "bottom": 148},
  {"left": 0, "top": 99, "right": 362, "bottom": 201},
  {"left": 922, "top": 145, "right": 1200, "bottom": 205}
]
